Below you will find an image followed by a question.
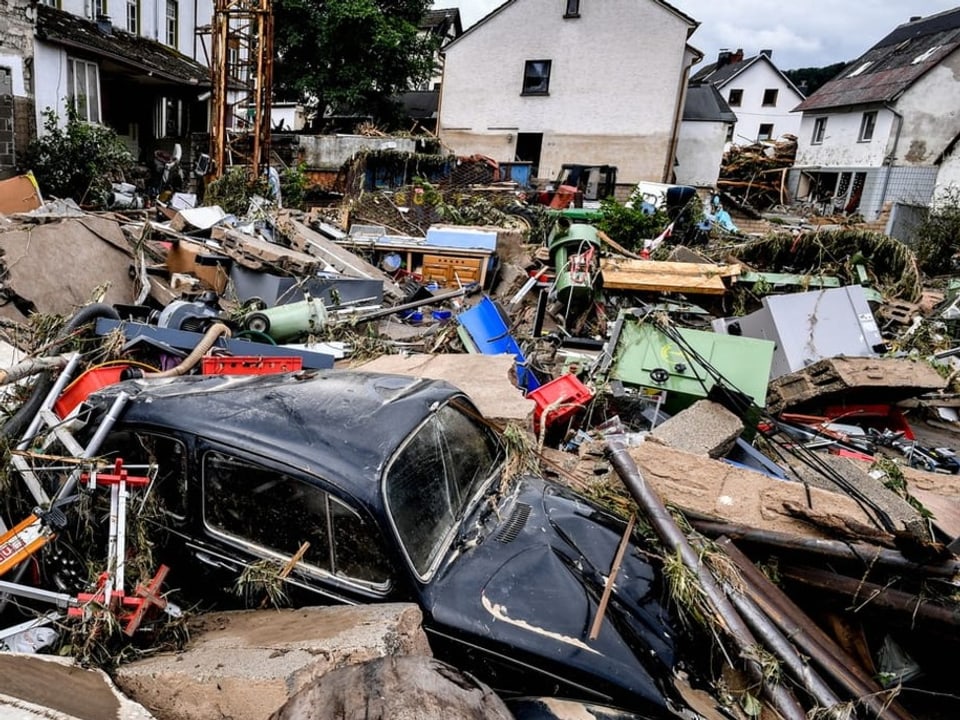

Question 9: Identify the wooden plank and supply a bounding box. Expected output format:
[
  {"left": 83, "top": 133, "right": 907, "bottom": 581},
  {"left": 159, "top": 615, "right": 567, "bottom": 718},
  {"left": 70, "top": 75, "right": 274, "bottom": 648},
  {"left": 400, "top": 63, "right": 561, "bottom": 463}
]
[{"left": 600, "top": 258, "right": 737, "bottom": 294}]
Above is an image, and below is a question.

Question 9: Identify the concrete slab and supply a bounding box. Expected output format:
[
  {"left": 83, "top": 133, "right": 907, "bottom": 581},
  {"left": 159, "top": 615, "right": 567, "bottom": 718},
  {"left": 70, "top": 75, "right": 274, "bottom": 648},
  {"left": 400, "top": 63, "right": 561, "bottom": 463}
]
[
  {"left": 114, "top": 604, "right": 430, "bottom": 720},
  {"left": 356, "top": 353, "right": 535, "bottom": 422},
  {"left": 650, "top": 399, "right": 744, "bottom": 458},
  {"left": 0, "top": 653, "right": 153, "bottom": 720}
]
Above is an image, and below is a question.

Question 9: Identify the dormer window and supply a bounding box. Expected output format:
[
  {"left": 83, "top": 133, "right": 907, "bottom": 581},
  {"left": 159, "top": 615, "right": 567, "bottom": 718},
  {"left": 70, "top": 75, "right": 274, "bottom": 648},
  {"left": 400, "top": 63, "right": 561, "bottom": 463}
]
[{"left": 564, "top": 0, "right": 580, "bottom": 18}]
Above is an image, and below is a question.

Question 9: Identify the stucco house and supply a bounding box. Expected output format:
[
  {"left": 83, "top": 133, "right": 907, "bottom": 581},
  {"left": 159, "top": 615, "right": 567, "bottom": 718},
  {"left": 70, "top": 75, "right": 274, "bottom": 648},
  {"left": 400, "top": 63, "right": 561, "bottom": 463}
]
[
  {"left": 676, "top": 83, "right": 736, "bottom": 187},
  {"left": 437, "top": 0, "right": 701, "bottom": 186},
  {"left": 790, "top": 8, "right": 960, "bottom": 221},
  {"left": 0, "top": 0, "right": 212, "bottom": 177},
  {"left": 690, "top": 49, "right": 803, "bottom": 145}
]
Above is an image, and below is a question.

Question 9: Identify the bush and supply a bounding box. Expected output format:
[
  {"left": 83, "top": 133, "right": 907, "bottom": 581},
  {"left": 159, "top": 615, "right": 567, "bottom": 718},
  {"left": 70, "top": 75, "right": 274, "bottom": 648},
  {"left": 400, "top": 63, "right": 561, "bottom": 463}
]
[
  {"left": 280, "top": 162, "right": 308, "bottom": 210},
  {"left": 22, "top": 107, "right": 134, "bottom": 207},
  {"left": 913, "top": 186, "right": 960, "bottom": 276},
  {"left": 203, "top": 166, "right": 273, "bottom": 216},
  {"left": 595, "top": 197, "right": 670, "bottom": 252}
]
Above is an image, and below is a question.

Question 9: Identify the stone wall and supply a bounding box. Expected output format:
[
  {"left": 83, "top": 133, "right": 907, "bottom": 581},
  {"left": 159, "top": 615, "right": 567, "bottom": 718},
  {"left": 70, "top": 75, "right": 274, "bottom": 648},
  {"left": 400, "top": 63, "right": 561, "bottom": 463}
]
[{"left": 0, "top": 0, "right": 36, "bottom": 177}]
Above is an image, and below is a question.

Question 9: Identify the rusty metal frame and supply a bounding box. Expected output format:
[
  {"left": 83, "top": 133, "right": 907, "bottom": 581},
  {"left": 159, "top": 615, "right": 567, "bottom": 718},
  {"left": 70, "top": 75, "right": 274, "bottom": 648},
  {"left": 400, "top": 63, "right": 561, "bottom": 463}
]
[{"left": 209, "top": 0, "right": 273, "bottom": 180}]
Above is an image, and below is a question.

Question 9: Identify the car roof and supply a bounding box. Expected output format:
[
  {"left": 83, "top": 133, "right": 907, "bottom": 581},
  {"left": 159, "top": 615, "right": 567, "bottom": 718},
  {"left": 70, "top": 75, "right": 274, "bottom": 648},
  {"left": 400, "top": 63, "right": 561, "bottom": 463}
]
[{"left": 86, "top": 370, "right": 463, "bottom": 506}]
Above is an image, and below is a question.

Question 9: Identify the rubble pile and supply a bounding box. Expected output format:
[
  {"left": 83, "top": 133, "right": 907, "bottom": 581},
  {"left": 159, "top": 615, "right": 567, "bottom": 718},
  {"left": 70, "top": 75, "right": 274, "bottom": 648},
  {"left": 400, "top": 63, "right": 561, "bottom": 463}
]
[
  {"left": 717, "top": 134, "right": 798, "bottom": 212},
  {"left": 1, "top": 169, "right": 960, "bottom": 719}
]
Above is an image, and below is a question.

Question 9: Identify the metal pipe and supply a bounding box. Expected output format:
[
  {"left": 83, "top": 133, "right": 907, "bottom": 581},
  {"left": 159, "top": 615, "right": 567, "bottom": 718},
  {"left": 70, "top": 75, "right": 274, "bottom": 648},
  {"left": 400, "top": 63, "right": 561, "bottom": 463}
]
[
  {"left": 717, "top": 537, "right": 914, "bottom": 720},
  {"left": 606, "top": 441, "right": 808, "bottom": 720}
]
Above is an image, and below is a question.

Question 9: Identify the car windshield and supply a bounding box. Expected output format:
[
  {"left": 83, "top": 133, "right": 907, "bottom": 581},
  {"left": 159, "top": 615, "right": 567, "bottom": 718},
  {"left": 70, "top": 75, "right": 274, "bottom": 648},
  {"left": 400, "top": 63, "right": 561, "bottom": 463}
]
[{"left": 384, "top": 399, "right": 505, "bottom": 577}]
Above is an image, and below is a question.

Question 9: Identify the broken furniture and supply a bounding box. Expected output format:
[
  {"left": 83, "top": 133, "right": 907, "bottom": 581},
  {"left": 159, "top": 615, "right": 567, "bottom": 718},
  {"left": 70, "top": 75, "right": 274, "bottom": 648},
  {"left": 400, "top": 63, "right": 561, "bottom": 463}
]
[{"left": 600, "top": 258, "right": 741, "bottom": 296}]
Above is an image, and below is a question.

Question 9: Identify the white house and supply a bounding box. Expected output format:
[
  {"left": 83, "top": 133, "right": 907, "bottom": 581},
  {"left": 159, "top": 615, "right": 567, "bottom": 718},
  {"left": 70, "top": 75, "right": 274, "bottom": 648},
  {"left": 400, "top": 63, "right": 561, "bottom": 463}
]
[
  {"left": 677, "top": 83, "right": 737, "bottom": 187},
  {"left": 437, "top": 0, "right": 701, "bottom": 186},
  {"left": 790, "top": 8, "right": 960, "bottom": 221},
  {"left": 689, "top": 49, "right": 804, "bottom": 145},
  {"left": 0, "top": 0, "right": 213, "bottom": 175}
]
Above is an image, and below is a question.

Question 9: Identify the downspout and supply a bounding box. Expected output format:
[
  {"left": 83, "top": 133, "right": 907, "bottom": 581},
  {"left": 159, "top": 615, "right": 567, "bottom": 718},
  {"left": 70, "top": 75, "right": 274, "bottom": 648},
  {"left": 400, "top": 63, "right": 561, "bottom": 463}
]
[
  {"left": 877, "top": 104, "right": 903, "bottom": 219},
  {"left": 193, "top": 0, "right": 199, "bottom": 60},
  {"left": 664, "top": 50, "right": 695, "bottom": 183}
]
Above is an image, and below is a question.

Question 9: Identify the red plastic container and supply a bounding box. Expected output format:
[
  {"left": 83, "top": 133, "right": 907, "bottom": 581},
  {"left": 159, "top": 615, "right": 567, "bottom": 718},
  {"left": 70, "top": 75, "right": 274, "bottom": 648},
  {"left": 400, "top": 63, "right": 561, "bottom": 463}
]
[
  {"left": 201, "top": 355, "right": 303, "bottom": 376},
  {"left": 527, "top": 373, "right": 593, "bottom": 433},
  {"left": 55, "top": 365, "right": 129, "bottom": 419}
]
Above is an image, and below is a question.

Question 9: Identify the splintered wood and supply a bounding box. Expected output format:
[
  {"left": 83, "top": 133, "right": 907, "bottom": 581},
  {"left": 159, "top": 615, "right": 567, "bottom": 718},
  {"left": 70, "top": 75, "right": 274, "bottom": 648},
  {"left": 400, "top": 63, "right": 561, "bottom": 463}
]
[{"left": 599, "top": 259, "right": 741, "bottom": 295}]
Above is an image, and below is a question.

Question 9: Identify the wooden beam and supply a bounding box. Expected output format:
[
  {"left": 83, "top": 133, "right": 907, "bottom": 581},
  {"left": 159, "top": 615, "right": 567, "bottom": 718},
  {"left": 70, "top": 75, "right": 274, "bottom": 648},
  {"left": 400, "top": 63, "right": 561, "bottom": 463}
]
[{"left": 600, "top": 259, "right": 740, "bottom": 295}]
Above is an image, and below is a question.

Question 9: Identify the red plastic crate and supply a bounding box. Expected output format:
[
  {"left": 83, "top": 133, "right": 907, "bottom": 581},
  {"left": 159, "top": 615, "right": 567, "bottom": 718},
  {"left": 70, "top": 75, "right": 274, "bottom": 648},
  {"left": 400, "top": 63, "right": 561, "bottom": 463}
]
[
  {"left": 201, "top": 355, "right": 303, "bottom": 376},
  {"left": 527, "top": 373, "right": 593, "bottom": 433}
]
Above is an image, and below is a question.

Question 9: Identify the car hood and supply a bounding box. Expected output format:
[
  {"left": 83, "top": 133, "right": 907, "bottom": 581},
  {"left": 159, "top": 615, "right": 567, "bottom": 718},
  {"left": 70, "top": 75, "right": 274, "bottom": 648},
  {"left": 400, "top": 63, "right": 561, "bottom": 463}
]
[{"left": 421, "top": 476, "right": 678, "bottom": 713}]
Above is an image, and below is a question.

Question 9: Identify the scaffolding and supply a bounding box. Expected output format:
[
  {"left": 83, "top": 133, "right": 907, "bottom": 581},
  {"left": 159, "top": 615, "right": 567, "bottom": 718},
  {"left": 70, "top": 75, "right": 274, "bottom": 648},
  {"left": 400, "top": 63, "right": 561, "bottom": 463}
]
[{"left": 208, "top": 0, "right": 274, "bottom": 180}]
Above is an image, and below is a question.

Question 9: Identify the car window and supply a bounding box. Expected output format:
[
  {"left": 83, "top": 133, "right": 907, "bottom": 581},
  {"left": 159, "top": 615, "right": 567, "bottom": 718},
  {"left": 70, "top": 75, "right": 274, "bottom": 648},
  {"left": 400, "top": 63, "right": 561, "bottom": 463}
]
[
  {"left": 385, "top": 400, "right": 504, "bottom": 577},
  {"left": 203, "top": 451, "right": 390, "bottom": 587},
  {"left": 98, "top": 431, "right": 187, "bottom": 520}
]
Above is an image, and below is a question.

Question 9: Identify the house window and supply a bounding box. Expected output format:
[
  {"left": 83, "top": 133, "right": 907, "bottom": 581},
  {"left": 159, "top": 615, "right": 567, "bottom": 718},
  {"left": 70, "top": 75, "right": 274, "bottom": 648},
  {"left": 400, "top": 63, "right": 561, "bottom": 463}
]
[
  {"left": 728, "top": 88, "right": 743, "bottom": 107},
  {"left": 67, "top": 58, "right": 101, "bottom": 124},
  {"left": 126, "top": 0, "right": 139, "bottom": 33},
  {"left": 762, "top": 88, "right": 779, "bottom": 106},
  {"left": 758, "top": 123, "right": 774, "bottom": 141},
  {"left": 165, "top": 0, "right": 178, "bottom": 47},
  {"left": 725, "top": 124, "right": 735, "bottom": 143},
  {"left": 155, "top": 97, "right": 184, "bottom": 137},
  {"left": 522, "top": 60, "right": 551, "bottom": 95},
  {"left": 811, "top": 117, "right": 827, "bottom": 144},
  {"left": 564, "top": 0, "right": 580, "bottom": 17},
  {"left": 859, "top": 111, "right": 877, "bottom": 142},
  {"left": 39, "top": 0, "right": 58, "bottom": 6}
]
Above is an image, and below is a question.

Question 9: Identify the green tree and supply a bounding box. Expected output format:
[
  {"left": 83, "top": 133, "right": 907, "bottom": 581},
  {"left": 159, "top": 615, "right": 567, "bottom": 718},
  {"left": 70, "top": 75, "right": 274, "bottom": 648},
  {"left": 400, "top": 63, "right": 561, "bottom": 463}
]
[
  {"left": 783, "top": 62, "right": 847, "bottom": 96},
  {"left": 273, "top": 0, "right": 439, "bottom": 129}
]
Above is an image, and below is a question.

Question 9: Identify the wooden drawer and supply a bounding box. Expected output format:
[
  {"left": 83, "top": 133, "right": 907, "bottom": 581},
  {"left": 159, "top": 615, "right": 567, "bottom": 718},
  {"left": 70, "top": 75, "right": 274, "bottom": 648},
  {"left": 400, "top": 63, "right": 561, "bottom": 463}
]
[{"left": 421, "top": 254, "right": 482, "bottom": 287}]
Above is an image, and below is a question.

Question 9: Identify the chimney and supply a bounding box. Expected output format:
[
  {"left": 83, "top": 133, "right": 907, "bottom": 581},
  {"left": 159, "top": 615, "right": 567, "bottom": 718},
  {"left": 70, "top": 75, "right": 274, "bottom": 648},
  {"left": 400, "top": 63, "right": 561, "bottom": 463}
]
[
  {"left": 732, "top": 48, "right": 744, "bottom": 63},
  {"left": 717, "top": 49, "right": 731, "bottom": 67},
  {"left": 96, "top": 14, "right": 113, "bottom": 34},
  {"left": 909, "top": 15, "right": 922, "bottom": 22},
  {"left": 760, "top": 49, "right": 773, "bottom": 58}
]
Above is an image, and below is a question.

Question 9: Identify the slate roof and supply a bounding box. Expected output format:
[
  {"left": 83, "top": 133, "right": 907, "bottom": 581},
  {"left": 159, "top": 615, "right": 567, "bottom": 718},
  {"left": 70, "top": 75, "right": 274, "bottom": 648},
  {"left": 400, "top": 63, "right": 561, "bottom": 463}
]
[
  {"left": 690, "top": 53, "right": 804, "bottom": 99},
  {"left": 683, "top": 83, "right": 737, "bottom": 123},
  {"left": 795, "top": 8, "right": 960, "bottom": 112},
  {"left": 35, "top": 4, "right": 209, "bottom": 87},
  {"left": 420, "top": 7, "right": 462, "bottom": 37}
]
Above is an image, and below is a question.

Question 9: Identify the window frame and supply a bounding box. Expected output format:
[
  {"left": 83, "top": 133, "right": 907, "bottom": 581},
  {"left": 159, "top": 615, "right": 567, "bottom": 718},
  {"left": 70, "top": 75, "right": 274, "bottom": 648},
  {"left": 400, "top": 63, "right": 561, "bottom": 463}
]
[
  {"left": 521, "top": 59, "right": 552, "bottom": 96},
  {"left": 858, "top": 110, "right": 877, "bottom": 142},
  {"left": 201, "top": 447, "right": 392, "bottom": 592},
  {"left": 758, "top": 123, "right": 774, "bottom": 141},
  {"left": 165, "top": 0, "right": 178, "bottom": 48},
  {"left": 727, "top": 88, "right": 743, "bottom": 107},
  {"left": 564, "top": 0, "right": 580, "bottom": 18},
  {"left": 126, "top": 0, "right": 139, "bottom": 34},
  {"left": 66, "top": 57, "right": 101, "bottom": 124},
  {"left": 811, "top": 116, "right": 827, "bottom": 145},
  {"left": 762, "top": 88, "right": 779, "bottom": 107}
]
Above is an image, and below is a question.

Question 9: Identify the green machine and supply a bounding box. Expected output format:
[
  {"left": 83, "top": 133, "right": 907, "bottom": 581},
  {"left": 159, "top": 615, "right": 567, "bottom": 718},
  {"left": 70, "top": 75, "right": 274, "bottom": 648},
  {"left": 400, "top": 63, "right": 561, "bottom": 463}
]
[
  {"left": 548, "top": 222, "right": 602, "bottom": 309},
  {"left": 596, "top": 309, "right": 775, "bottom": 410},
  {"left": 244, "top": 297, "right": 328, "bottom": 343}
]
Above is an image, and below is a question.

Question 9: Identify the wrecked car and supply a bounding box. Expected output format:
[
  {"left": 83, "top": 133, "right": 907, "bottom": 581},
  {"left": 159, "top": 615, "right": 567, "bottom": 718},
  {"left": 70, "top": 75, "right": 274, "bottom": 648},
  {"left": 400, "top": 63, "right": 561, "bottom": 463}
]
[{"left": 75, "top": 370, "right": 688, "bottom": 717}]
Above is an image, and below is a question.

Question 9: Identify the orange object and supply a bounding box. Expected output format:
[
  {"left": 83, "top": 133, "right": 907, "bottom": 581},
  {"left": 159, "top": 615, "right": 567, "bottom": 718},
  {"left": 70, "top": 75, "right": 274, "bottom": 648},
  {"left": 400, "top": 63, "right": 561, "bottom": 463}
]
[
  {"left": 55, "top": 365, "right": 129, "bottom": 419},
  {"left": 201, "top": 355, "right": 303, "bottom": 375},
  {"left": 0, "top": 515, "right": 52, "bottom": 577}
]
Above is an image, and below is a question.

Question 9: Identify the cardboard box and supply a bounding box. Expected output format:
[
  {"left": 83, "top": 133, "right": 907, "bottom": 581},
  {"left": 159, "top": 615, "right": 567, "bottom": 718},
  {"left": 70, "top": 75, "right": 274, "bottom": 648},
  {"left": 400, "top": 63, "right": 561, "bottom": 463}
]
[{"left": 166, "top": 239, "right": 231, "bottom": 293}]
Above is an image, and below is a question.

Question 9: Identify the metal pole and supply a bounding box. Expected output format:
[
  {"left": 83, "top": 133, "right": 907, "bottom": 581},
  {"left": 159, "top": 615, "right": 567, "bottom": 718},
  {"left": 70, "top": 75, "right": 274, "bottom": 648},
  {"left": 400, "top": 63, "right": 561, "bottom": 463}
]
[{"left": 606, "top": 440, "right": 808, "bottom": 720}]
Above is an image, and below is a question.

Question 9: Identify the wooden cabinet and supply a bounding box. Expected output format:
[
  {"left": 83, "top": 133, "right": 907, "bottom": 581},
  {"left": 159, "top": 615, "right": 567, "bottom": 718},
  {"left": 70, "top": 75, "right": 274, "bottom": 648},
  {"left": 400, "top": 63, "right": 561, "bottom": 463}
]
[{"left": 420, "top": 254, "right": 484, "bottom": 287}]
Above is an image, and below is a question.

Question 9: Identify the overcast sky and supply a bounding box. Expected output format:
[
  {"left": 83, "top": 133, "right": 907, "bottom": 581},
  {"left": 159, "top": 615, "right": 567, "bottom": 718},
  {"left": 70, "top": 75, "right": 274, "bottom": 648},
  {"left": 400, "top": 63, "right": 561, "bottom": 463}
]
[{"left": 437, "top": 0, "right": 960, "bottom": 70}]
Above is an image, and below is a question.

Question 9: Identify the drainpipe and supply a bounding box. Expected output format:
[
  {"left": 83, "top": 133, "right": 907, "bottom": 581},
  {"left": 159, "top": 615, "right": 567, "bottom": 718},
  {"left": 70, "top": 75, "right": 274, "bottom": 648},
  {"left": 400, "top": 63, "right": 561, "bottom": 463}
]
[
  {"left": 877, "top": 104, "right": 903, "bottom": 220},
  {"left": 663, "top": 50, "right": 695, "bottom": 183}
]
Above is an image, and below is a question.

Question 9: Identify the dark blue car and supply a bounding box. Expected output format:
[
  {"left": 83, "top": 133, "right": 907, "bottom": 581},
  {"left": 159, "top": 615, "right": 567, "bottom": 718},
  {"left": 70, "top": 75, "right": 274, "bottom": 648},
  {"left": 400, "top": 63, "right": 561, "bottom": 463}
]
[{"left": 81, "top": 370, "right": 689, "bottom": 718}]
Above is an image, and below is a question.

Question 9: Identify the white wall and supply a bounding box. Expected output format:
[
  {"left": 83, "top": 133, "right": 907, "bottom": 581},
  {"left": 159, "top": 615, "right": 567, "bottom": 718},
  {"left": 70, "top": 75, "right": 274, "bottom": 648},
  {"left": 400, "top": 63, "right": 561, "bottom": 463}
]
[
  {"left": 794, "top": 108, "right": 896, "bottom": 168},
  {"left": 0, "top": 56, "right": 27, "bottom": 96},
  {"left": 33, "top": 42, "right": 69, "bottom": 130},
  {"left": 439, "top": 0, "right": 695, "bottom": 183},
  {"left": 935, "top": 145, "right": 960, "bottom": 201},
  {"left": 720, "top": 59, "right": 802, "bottom": 144},
  {"left": 676, "top": 120, "right": 727, "bottom": 187},
  {"left": 894, "top": 49, "right": 960, "bottom": 166},
  {"left": 54, "top": 0, "right": 212, "bottom": 63}
]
